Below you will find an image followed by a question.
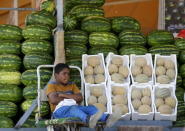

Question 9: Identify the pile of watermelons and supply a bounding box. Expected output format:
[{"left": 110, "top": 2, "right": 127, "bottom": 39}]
[{"left": 0, "top": 0, "right": 56, "bottom": 128}]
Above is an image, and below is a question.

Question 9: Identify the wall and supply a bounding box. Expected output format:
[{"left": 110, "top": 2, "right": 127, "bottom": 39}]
[{"left": 103, "top": 0, "right": 159, "bottom": 34}]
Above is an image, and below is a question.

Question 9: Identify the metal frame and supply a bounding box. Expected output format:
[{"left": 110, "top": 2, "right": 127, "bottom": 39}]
[
  {"left": 158, "top": 0, "right": 165, "bottom": 29},
  {"left": 0, "top": 8, "right": 37, "bottom": 11}
]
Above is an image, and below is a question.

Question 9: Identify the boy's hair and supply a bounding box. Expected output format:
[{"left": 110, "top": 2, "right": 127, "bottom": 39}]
[{"left": 54, "top": 63, "right": 70, "bottom": 74}]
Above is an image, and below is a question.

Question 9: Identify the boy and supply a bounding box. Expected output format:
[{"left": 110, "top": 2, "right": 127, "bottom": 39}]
[{"left": 46, "top": 63, "right": 121, "bottom": 128}]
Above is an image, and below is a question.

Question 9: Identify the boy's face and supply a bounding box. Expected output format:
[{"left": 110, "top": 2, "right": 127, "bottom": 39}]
[{"left": 55, "top": 68, "right": 70, "bottom": 85}]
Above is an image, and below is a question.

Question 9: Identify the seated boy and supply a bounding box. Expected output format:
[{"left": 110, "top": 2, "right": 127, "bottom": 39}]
[{"left": 46, "top": 63, "right": 121, "bottom": 128}]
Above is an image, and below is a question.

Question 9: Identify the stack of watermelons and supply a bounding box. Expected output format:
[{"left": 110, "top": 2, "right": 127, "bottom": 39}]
[
  {"left": 19, "top": 0, "right": 56, "bottom": 127},
  {"left": 172, "top": 38, "right": 185, "bottom": 127},
  {"left": 148, "top": 30, "right": 179, "bottom": 57},
  {"left": 0, "top": 24, "right": 23, "bottom": 128}
]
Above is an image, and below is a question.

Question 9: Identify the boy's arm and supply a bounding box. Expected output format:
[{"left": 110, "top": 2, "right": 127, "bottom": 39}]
[
  {"left": 47, "top": 92, "right": 65, "bottom": 105},
  {"left": 58, "top": 93, "right": 83, "bottom": 103}
]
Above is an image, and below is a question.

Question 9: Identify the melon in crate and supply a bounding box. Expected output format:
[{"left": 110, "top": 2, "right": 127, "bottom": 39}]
[
  {"left": 131, "top": 54, "right": 153, "bottom": 85},
  {"left": 154, "top": 55, "right": 177, "bottom": 85},
  {"left": 83, "top": 54, "right": 106, "bottom": 84}
]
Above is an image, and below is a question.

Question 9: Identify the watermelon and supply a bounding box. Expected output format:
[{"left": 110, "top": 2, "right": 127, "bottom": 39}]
[
  {"left": 65, "top": 44, "right": 87, "bottom": 59},
  {"left": 64, "top": 15, "right": 78, "bottom": 31},
  {"left": 81, "top": 16, "right": 111, "bottom": 32},
  {"left": 23, "top": 54, "right": 53, "bottom": 69},
  {"left": 65, "top": 0, "right": 104, "bottom": 7},
  {"left": 0, "top": 40, "right": 21, "bottom": 55},
  {"left": 21, "top": 100, "right": 50, "bottom": 116},
  {"left": 89, "top": 32, "right": 119, "bottom": 48},
  {"left": 0, "top": 54, "right": 21, "bottom": 71},
  {"left": 111, "top": 16, "right": 141, "bottom": 33},
  {"left": 70, "top": 68, "right": 80, "bottom": 75},
  {"left": 21, "top": 69, "right": 52, "bottom": 86},
  {"left": 0, "top": 71, "right": 21, "bottom": 85},
  {"left": 70, "top": 75, "right": 81, "bottom": 88},
  {"left": 64, "top": 30, "right": 88, "bottom": 44},
  {"left": 22, "top": 39, "right": 53, "bottom": 55},
  {"left": 0, "top": 117, "right": 14, "bottom": 128},
  {"left": 0, "top": 101, "right": 17, "bottom": 117},
  {"left": 22, "top": 117, "right": 36, "bottom": 128},
  {"left": 180, "top": 64, "right": 185, "bottom": 78},
  {"left": 0, "top": 24, "right": 22, "bottom": 41},
  {"left": 180, "top": 51, "right": 185, "bottom": 64},
  {"left": 177, "top": 75, "right": 182, "bottom": 87},
  {"left": 23, "top": 85, "right": 38, "bottom": 100},
  {"left": 119, "top": 45, "right": 148, "bottom": 55},
  {"left": 175, "top": 38, "right": 185, "bottom": 50},
  {"left": 147, "top": 30, "right": 174, "bottom": 46},
  {"left": 88, "top": 46, "right": 118, "bottom": 57},
  {"left": 40, "top": 0, "right": 55, "bottom": 13},
  {"left": 26, "top": 10, "right": 56, "bottom": 29},
  {"left": 176, "top": 87, "right": 185, "bottom": 94},
  {"left": 69, "top": 5, "right": 104, "bottom": 20},
  {"left": 66, "top": 58, "right": 82, "bottom": 68},
  {"left": 119, "top": 30, "right": 146, "bottom": 46},
  {"left": 22, "top": 25, "right": 52, "bottom": 40},
  {"left": 64, "top": 1, "right": 75, "bottom": 15},
  {"left": 0, "top": 85, "right": 22, "bottom": 102},
  {"left": 148, "top": 44, "right": 179, "bottom": 56}
]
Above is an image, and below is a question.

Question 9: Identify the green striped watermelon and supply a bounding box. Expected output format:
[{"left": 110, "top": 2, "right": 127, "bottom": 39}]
[
  {"left": 119, "top": 45, "right": 148, "bottom": 55},
  {"left": 22, "top": 39, "right": 53, "bottom": 55},
  {"left": 69, "top": 5, "right": 104, "bottom": 20},
  {"left": 70, "top": 75, "right": 81, "bottom": 88},
  {"left": 22, "top": 25, "right": 52, "bottom": 40},
  {"left": 111, "top": 16, "right": 141, "bottom": 33},
  {"left": 180, "top": 64, "right": 185, "bottom": 78},
  {"left": 119, "top": 30, "right": 146, "bottom": 46},
  {"left": 0, "top": 71, "right": 21, "bottom": 85},
  {"left": 41, "top": 0, "right": 55, "bottom": 13},
  {"left": 0, "top": 40, "right": 21, "bottom": 55},
  {"left": 21, "top": 69, "right": 52, "bottom": 86},
  {"left": 148, "top": 44, "right": 179, "bottom": 56},
  {"left": 22, "top": 117, "right": 36, "bottom": 128},
  {"left": 88, "top": 46, "right": 118, "bottom": 57},
  {"left": 177, "top": 75, "right": 182, "bottom": 87},
  {"left": 147, "top": 30, "right": 174, "bottom": 46},
  {"left": 0, "top": 101, "right": 17, "bottom": 117},
  {"left": 0, "top": 85, "right": 22, "bottom": 102},
  {"left": 175, "top": 38, "right": 185, "bottom": 50},
  {"left": 65, "top": 44, "right": 87, "bottom": 59},
  {"left": 70, "top": 68, "right": 80, "bottom": 75},
  {"left": 64, "top": 30, "right": 88, "bottom": 44},
  {"left": 26, "top": 10, "right": 56, "bottom": 29},
  {"left": 64, "top": 15, "right": 77, "bottom": 31},
  {"left": 66, "top": 0, "right": 104, "bottom": 7},
  {"left": 64, "top": 1, "right": 75, "bottom": 15},
  {"left": 180, "top": 51, "right": 185, "bottom": 64},
  {"left": 66, "top": 58, "right": 82, "bottom": 68},
  {"left": 23, "top": 54, "right": 53, "bottom": 69},
  {"left": 0, "top": 24, "right": 22, "bottom": 41},
  {"left": 89, "top": 32, "right": 119, "bottom": 48},
  {"left": 0, "top": 117, "right": 14, "bottom": 128},
  {"left": 21, "top": 100, "right": 50, "bottom": 116},
  {"left": 0, "top": 54, "right": 21, "bottom": 71},
  {"left": 81, "top": 16, "right": 111, "bottom": 32},
  {"left": 23, "top": 85, "right": 38, "bottom": 100}
]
